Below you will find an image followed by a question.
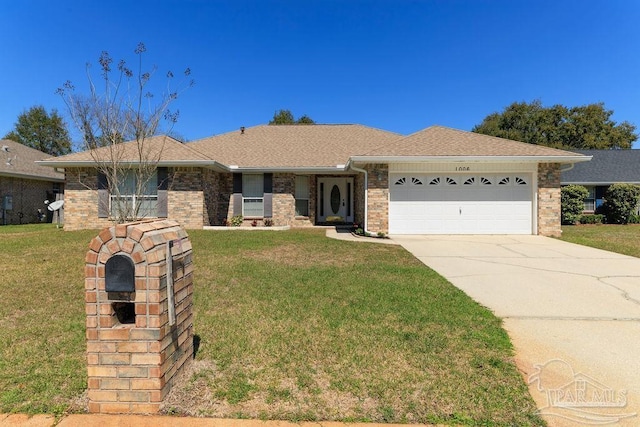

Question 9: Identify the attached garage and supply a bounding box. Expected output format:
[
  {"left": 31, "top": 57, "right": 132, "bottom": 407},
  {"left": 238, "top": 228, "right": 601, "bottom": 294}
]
[{"left": 389, "top": 172, "right": 533, "bottom": 234}]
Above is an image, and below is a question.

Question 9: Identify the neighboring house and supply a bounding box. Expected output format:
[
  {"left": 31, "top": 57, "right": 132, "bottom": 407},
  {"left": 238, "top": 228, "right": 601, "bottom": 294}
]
[
  {"left": 561, "top": 149, "right": 640, "bottom": 213},
  {"left": 38, "top": 124, "right": 589, "bottom": 236},
  {"left": 0, "top": 139, "right": 65, "bottom": 225}
]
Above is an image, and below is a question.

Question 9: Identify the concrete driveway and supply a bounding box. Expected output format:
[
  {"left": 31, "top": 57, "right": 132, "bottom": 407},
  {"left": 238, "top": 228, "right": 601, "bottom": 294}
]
[{"left": 393, "top": 235, "right": 640, "bottom": 427}]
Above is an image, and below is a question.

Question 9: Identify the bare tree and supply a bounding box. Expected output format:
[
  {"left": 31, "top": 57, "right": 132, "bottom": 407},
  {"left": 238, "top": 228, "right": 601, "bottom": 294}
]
[{"left": 57, "top": 43, "right": 193, "bottom": 222}]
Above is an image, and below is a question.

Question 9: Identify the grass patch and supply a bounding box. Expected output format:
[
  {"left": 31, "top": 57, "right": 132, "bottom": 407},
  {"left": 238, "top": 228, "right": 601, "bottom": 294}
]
[
  {"left": 0, "top": 224, "right": 544, "bottom": 425},
  {"left": 0, "top": 224, "right": 96, "bottom": 415},
  {"left": 560, "top": 224, "right": 640, "bottom": 257}
]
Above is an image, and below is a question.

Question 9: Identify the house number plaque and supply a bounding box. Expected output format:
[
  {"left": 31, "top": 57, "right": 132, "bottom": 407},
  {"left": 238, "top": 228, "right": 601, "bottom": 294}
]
[{"left": 455, "top": 166, "right": 470, "bottom": 171}]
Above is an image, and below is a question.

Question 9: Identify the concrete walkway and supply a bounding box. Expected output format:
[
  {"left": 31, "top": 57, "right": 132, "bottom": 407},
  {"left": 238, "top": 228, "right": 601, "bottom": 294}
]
[{"left": 393, "top": 234, "right": 640, "bottom": 427}]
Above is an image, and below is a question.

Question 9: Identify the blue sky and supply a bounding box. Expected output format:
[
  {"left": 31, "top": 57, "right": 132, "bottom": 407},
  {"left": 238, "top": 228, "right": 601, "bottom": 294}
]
[{"left": 1, "top": 1, "right": 639, "bottom": 146}]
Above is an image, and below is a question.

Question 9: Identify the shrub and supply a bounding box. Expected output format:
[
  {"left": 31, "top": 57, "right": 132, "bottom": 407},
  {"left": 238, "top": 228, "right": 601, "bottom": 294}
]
[
  {"left": 263, "top": 218, "right": 273, "bottom": 227},
  {"left": 628, "top": 214, "right": 640, "bottom": 224},
  {"left": 602, "top": 183, "right": 640, "bottom": 224},
  {"left": 561, "top": 185, "right": 589, "bottom": 225},
  {"left": 578, "top": 214, "right": 604, "bottom": 224},
  {"left": 229, "top": 215, "right": 244, "bottom": 227}
]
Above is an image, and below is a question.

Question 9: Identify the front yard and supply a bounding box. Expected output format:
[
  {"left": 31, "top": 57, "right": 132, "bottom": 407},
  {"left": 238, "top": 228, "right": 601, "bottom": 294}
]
[
  {"left": 0, "top": 225, "right": 543, "bottom": 426},
  {"left": 560, "top": 224, "right": 640, "bottom": 257}
]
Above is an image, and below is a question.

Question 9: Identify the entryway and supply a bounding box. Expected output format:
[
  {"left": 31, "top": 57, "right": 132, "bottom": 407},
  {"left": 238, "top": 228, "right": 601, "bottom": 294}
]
[{"left": 317, "top": 177, "right": 354, "bottom": 223}]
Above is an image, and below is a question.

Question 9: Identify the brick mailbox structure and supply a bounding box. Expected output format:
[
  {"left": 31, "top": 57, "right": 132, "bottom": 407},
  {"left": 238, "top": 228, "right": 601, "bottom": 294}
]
[{"left": 85, "top": 219, "right": 194, "bottom": 414}]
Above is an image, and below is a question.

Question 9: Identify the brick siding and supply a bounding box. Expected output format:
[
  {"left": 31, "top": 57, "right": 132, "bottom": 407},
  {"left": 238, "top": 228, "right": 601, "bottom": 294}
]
[
  {"left": 364, "top": 163, "right": 389, "bottom": 233},
  {"left": 64, "top": 167, "right": 207, "bottom": 230},
  {"left": 537, "top": 163, "right": 562, "bottom": 237},
  {"left": 0, "top": 176, "right": 62, "bottom": 225},
  {"left": 85, "top": 220, "right": 193, "bottom": 413}
]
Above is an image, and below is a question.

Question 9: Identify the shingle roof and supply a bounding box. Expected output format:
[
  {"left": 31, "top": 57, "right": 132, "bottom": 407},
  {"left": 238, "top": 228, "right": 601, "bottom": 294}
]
[
  {"left": 363, "top": 125, "right": 584, "bottom": 158},
  {"left": 188, "top": 124, "right": 402, "bottom": 168},
  {"left": 0, "top": 139, "right": 64, "bottom": 181},
  {"left": 39, "top": 135, "right": 211, "bottom": 166},
  {"left": 561, "top": 149, "right": 640, "bottom": 184},
  {"left": 38, "top": 124, "right": 590, "bottom": 171}
]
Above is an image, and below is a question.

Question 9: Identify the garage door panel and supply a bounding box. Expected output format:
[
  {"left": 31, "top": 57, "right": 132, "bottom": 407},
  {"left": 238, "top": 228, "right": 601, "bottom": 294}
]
[{"left": 389, "top": 173, "right": 533, "bottom": 235}]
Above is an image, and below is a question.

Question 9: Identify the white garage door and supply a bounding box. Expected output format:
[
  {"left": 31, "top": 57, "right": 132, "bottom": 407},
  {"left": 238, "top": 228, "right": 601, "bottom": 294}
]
[{"left": 389, "top": 173, "right": 533, "bottom": 234}]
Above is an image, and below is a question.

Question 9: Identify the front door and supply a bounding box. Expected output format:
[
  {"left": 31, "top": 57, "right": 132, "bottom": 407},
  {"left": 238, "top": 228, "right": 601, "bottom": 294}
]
[{"left": 317, "top": 177, "right": 354, "bottom": 223}]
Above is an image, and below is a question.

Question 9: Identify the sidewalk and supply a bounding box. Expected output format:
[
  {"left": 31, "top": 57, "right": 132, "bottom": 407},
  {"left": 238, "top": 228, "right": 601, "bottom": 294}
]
[{"left": 1, "top": 414, "right": 439, "bottom": 427}]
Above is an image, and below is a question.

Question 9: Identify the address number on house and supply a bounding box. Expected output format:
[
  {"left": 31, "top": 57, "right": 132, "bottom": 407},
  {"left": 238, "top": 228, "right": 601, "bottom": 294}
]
[{"left": 455, "top": 166, "right": 470, "bottom": 171}]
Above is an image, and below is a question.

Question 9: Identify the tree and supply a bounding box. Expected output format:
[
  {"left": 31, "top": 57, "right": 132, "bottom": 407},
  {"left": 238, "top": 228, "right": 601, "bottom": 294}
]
[
  {"left": 57, "top": 42, "right": 193, "bottom": 223},
  {"left": 4, "top": 105, "right": 72, "bottom": 156},
  {"left": 561, "top": 185, "right": 588, "bottom": 225},
  {"left": 602, "top": 183, "right": 640, "bottom": 224},
  {"left": 268, "top": 109, "right": 315, "bottom": 125},
  {"left": 472, "top": 100, "right": 637, "bottom": 150}
]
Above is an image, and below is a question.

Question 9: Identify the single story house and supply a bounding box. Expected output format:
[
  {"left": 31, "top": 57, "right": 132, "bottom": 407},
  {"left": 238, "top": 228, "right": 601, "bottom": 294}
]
[
  {"left": 0, "top": 139, "right": 65, "bottom": 225},
  {"left": 39, "top": 124, "right": 590, "bottom": 236},
  {"left": 561, "top": 149, "right": 640, "bottom": 213}
]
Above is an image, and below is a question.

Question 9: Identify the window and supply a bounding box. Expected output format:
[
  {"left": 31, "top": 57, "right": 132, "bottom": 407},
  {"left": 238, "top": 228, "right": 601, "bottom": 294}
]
[
  {"left": 394, "top": 177, "right": 406, "bottom": 186},
  {"left": 243, "top": 174, "right": 264, "bottom": 217},
  {"left": 110, "top": 170, "right": 158, "bottom": 218},
  {"left": 584, "top": 186, "right": 596, "bottom": 212},
  {"left": 411, "top": 177, "right": 423, "bottom": 185},
  {"left": 464, "top": 177, "right": 475, "bottom": 185},
  {"left": 295, "top": 176, "right": 309, "bottom": 217}
]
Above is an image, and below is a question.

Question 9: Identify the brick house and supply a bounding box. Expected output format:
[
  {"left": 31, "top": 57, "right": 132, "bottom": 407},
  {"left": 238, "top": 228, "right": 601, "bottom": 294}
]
[
  {"left": 561, "top": 149, "right": 640, "bottom": 213},
  {"left": 0, "top": 139, "right": 64, "bottom": 225},
  {"left": 39, "top": 124, "right": 589, "bottom": 236}
]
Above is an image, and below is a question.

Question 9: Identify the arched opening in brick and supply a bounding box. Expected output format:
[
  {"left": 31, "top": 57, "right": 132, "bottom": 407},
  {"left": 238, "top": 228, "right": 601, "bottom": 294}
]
[{"left": 111, "top": 302, "right": 135, "bottom": 324}]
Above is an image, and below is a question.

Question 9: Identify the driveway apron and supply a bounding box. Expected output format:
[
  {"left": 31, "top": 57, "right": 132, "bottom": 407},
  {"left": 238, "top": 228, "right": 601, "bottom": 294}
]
[{"left": 393, "top": 235, "right": 640, "bottom": 427}]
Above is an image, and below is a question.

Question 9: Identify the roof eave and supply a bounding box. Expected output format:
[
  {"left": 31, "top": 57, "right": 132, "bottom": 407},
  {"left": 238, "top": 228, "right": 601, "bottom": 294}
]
[
  {"left": 0, "top": 171, "right": 65, "bottom": 182},
  {"left": 36, "top": 160, "right": 214, "bottom": 167},
  {"left": 349, "top": 155, "right": 593, "bottom": 163},
  {"left": 227, "top": 166, "right": 349, "bottom": 173},
  {"left": 561, "top": 181, "right": 640, "bottom": 185}
]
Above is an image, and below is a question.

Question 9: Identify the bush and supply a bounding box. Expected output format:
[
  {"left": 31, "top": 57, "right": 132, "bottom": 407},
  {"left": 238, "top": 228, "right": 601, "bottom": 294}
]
[
  {"left": 628, "top": 214, "right": 640, "bottom": 224},
  {"left": 578, "top": 214, "right": 604, "bottom": 224},
  {"left": 602, "top": 183, "right": 640, "bottom": 224},
  {"left": 561, "top": 185, "right": 589, "bottom": 225},
  {"left": 229, "top": 215, "right": 244, "bottom": 226}
]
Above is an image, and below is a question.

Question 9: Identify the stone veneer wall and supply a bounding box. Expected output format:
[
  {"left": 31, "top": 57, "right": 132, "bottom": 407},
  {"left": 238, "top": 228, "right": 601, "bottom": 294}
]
[
  {"left": 202, "top": 169, "right": 220, "bottom": 226},
  {"left": 0, "top": 176, "right": 62, "bottom": 224},
  {"left": 85, "top": 220, "right": 193, "bottom": 414},
  {"left": 354, "top": 173, "right": 365, "bottom": 227},
  {"left": 65, "top": 168, "right": 112, "bottom": 231},
  {"left": 272, "top": 173, "right": 295, "bottom": 226},
  {"left": 537, "top": 163, "right": 562, "bottom": 237},
  {"left": 217, "top": 172, "right": 319, "bottom": 227},
  {"left": 64, "top": 167, "right": 207, "bottom": 230},
  {"left": 364, "top": 164, "right": 389, "bottom": 233},
  {"left": 167, "top": 168, "right": 205, "bottom": 229}
]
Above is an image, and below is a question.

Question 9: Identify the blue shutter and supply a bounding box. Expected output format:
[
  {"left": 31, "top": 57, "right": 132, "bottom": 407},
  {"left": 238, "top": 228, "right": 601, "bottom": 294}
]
[
  {"left": 157, "top": 167, "right": 168, "bottom": 218},
  {"left": 97, "top": 171, "right": 109, "bottom": 218},
  {"left": 263, "top": 173, "right": 273, "bottom": 218},
  {"left": 232, "top": 173, "right": 243, "bottom": 216}
]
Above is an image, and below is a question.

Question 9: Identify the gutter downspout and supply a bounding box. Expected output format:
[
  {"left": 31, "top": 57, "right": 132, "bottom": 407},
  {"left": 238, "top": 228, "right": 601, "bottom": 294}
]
[{"left": 348, "top": 163, "right": 374, "bottom": 234}]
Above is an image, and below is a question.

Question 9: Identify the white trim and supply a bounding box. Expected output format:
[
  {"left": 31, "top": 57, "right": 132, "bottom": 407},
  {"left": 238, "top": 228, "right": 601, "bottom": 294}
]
[{"left": 351, "top": 155, "right": 591, "bottom": 164}]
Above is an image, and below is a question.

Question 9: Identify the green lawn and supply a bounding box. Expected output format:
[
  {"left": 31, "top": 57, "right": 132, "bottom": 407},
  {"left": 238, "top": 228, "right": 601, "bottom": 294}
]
[
  {"left": 0, "top": 224, "right": 544, "bottom": 426},
  {"left": 560, "top": 224, "right": 640, "bottom": 257}
]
